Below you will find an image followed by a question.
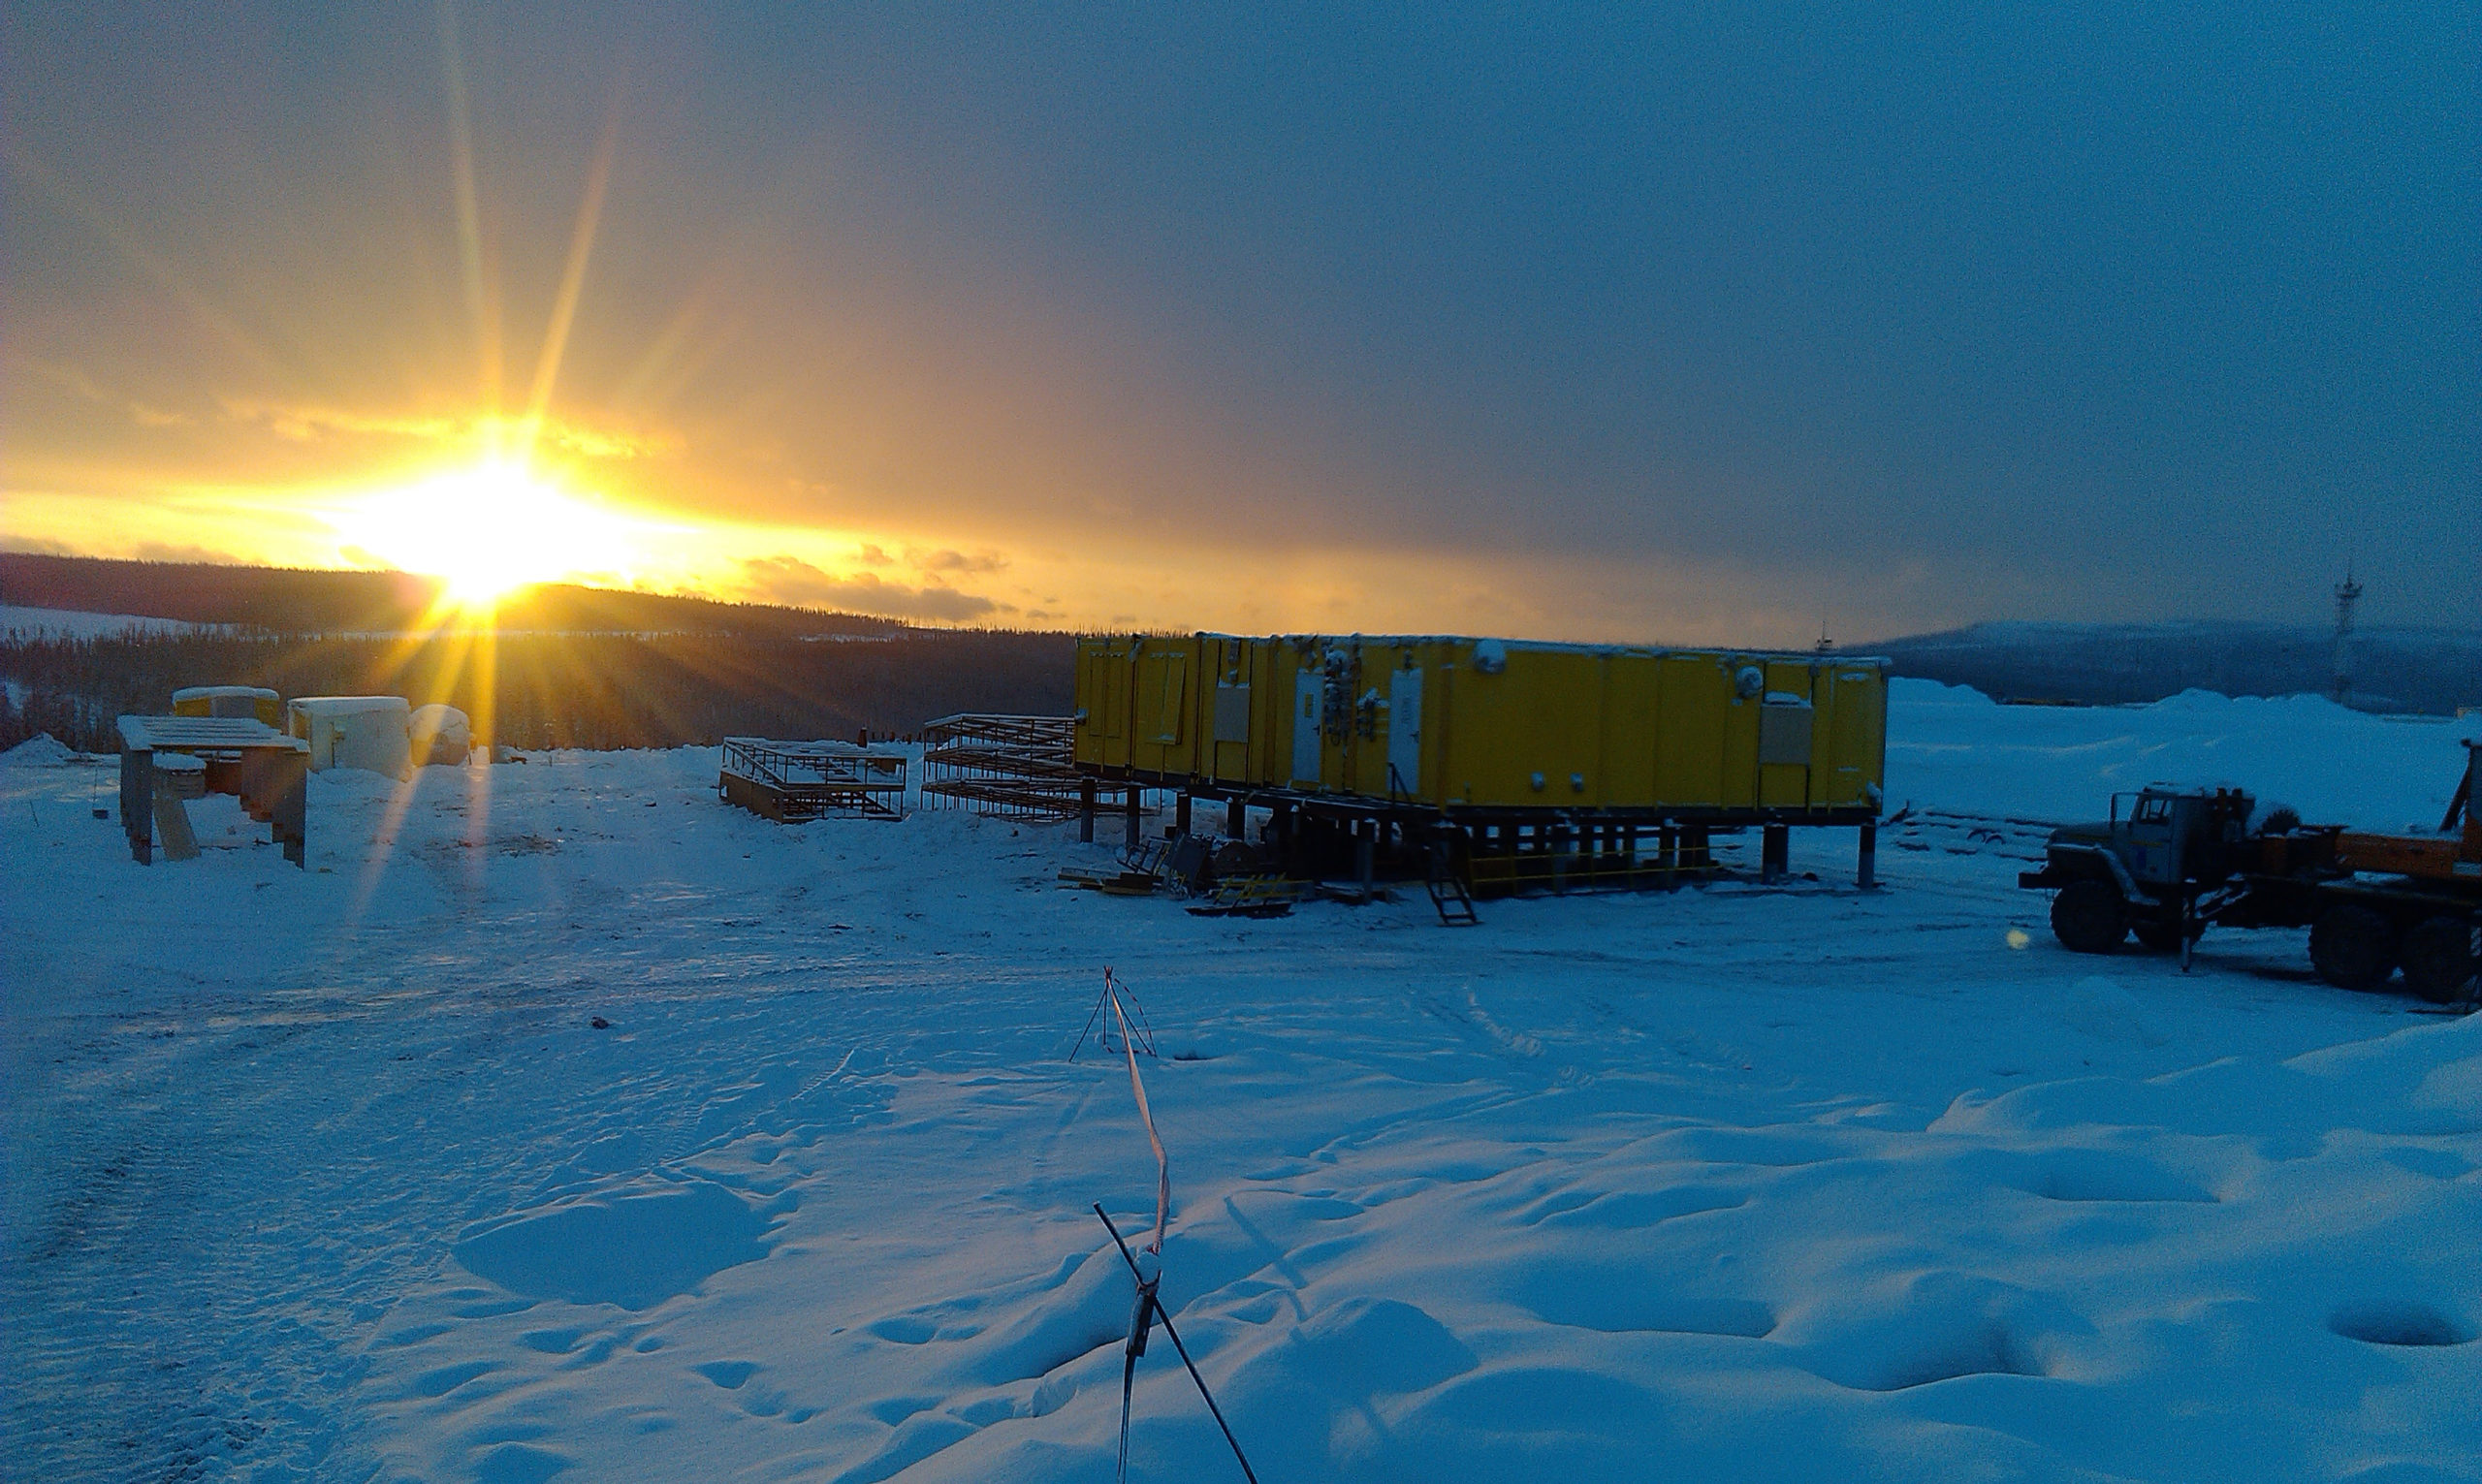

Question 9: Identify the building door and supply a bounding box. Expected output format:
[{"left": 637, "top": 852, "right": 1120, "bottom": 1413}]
[
  {"left": 1386, "top": 666, "right": 1422, "bottom": 797},
  {"left": 1292, "top": 672, "right": 1323, "bottom": 785}
]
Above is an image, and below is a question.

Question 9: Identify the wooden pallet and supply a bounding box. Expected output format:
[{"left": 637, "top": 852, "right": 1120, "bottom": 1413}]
[{"left": 1187, "top": 875, "right": 1302, "bottom": 918}]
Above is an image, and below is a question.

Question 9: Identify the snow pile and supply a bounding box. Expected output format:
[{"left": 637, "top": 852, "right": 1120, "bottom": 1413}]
[
  {"left": 2, "top": 690, "right": 2474, "bottom": 1481},
  {"left": 0, "top": 733, "right": 74, "bottom": 767},
  {"left": 1888, "top": 678, "right": 2478, "bottom": 829}
]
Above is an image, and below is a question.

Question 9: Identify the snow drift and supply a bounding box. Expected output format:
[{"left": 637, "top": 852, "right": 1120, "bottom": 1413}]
[{"left": 2, "top": 683, "right": 2474, "bottom": 1482}]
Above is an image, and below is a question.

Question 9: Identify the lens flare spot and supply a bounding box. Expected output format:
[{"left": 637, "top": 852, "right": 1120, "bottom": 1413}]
[{"left": 336, "top": 461, "right": 645, "bottom": 608}]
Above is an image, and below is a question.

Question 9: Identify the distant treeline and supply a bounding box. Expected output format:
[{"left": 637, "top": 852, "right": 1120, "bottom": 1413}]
[
  {"left": 0, "top": 628, "right": 1074, "bottom": 755},
  {"left": 0, "top": 553, "right": 899, "bottom": 638}
]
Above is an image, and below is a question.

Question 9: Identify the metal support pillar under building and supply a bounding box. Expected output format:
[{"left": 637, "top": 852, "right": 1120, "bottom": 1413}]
[
  {"left": 1175, "top": 792, "right": 1192, "bottom": 835},
  {"left": 1125, "top": 786, "right": 1142, "bottom": 850},
  {"left": 1355, "top": 819, "right": 1376, "bottom": 895},
  {"left": 1079, "top": 778, "right": 1096, "bottom": 843},
  {"left": 1227, "top": 794, "right": 1249, "bottom": 839},
  {"left": 1857, "top": 823, "right": 1877, "bottom": 890},
  {"left": 1761, "top": 823, "right": 1790, "bottom": 884}
]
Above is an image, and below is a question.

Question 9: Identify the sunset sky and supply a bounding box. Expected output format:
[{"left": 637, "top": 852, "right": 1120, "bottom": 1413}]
[{"left": 4, "top": 5, "right": 2473, "bottom": 641}]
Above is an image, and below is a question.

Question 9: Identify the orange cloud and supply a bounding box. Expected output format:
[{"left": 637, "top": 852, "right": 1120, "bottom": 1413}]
[
  {"left": 911, "top": 548, "right": 1008, "bottom": 574},
  {"left": 213, "top": 399, "right": 679, "bottom": 461},
  {"left": 217, "top": 398, "right": 461, "bottom": 444}
]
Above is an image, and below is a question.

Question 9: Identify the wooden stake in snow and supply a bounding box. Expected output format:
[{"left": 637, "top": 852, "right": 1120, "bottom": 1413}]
[{"left": 1105, "top": 968, "right": 1169, "bottom": 1253}]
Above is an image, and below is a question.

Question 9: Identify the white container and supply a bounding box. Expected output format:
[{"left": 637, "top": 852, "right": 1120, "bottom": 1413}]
[
  {"left": 408, "top": 704, "right": 473, "bottom": 766},
  {"left": 288, "top": 696, "right": 413, "bottom": 777}
]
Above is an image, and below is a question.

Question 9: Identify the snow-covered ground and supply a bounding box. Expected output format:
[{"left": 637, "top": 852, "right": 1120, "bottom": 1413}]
[
  {"left": 3, "top": 682, "right": 2476, "bottom": 1482},
  {"left": 0, "top": 604, "right": 234, "bottom": 639}
]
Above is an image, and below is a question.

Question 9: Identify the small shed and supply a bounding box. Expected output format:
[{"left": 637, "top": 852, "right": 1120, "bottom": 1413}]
[
  {"left": 173, "top": 685, "right": 283, "bottom": 727},
  {"left": 408, "top": 704, "right": 473, "bottom": 766},
  {"left": 288, "top": 695, "right": 413, "bottom": 777}
]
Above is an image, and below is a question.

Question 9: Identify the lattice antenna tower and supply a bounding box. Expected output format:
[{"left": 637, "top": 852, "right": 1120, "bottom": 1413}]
[{"left": 2330, "top": 565, "right": 2363, "bottom": 705}]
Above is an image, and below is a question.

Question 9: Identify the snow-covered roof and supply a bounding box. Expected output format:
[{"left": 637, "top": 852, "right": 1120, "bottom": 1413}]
[{"left": 115, "top": 714, "right": 304, "bottom": 751}]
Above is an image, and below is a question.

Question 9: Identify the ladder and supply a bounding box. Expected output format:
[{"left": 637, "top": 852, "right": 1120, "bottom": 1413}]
[{"left": 1426, "top": 841, "right": 1480, "bottom": 927}]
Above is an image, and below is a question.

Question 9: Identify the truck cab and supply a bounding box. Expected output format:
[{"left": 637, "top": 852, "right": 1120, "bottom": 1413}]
[
  {"left": 2020, "top": 786, "right": 2254, "bottom": 953},
  {"left": 2018, "top": 747, "right": 2477, "bottom": 1003}
]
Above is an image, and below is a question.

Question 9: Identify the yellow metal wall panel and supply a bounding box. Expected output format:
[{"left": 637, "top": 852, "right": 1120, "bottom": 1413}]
[
  {"left": 1762, "top": 660, "right": 1814, "bottom": 701},
  {"left": 1104, "top": 643, "right": 1133, "bottom": 770},
  {"left": 1073, "top": 631, "right": 1887, "bottom": 814},
  {"left": 1075, "top": 636, "right": 1143, "bottom": 770},
  {"left": 1443, "top": 647, "right": 1606, "bottom": 806},
  {"left": 1128, "top": 639, "right": 1197, "bottom": 775},
  {"left": 1653, "top": 655, "right": 1728, "bottom": 805},
  {"left": 1820, "top": 667, "right": 1886, "bottom": 806},
  {"left": 1805, "top": 665, "right": 1839, "bottom": 806},
  {"left": 1719, "top": 660, "right": 1761, "bottom": 807},
  {"left": 1758, "top": 763, "right": 1808, "bottom": 806},
  {"left": 1350, "top": 641, "right": 1414, "bottom": 798},
  {"left": 172, "top": 690, "right": 285, "bottom": 726},
  {"left": 1245, "top": 640, "right": 1283, "bottom": 786},
  {"left": 1350, "top": 643, "right": 1387, "bottom": 798},
  {"left": 1600, "top": 652, "right": 1662, "bottom": 805},
  {"left": 1169, "top": 641, "right": 1199, "bottom": 774},
  {"left": 1197, "top": 636, "right": 1253, "bottom": 783},
  {"left": 1071, "top": 639, "right": 1108, "bottom": 765},
  {"left": 1755, "top": 660, "right": 1815, "bottom": 807}
]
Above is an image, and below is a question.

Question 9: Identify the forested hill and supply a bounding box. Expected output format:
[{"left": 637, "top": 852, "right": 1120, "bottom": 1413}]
[
  {"left": 1865, "top": 621, "right": 2481, "bottom": 716},
  {"left": 0, "top": 553, "right": 899, "bottom": 637},
  {"left": 0, "top": 553, "right": 1071, "bottom": 754}
]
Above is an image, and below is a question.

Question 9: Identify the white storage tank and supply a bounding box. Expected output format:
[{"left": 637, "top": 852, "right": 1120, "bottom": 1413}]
[
  {"left": 288, "top": 696, "right": 413, "bottom": 778},
  {"left": 408, "top": 704, "right": 473, "bottom": 766}
]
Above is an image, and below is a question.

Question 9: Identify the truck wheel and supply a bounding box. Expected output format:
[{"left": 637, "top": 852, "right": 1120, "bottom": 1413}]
[
  {"left": 2309, "top": 904, "right": 2397, "bottom": 992},
  {"left": 2051, "top": 880, "right": 2129, "bottom": 954},
  {"left": 2398, "top": 917, "right": 2478, "bottom": 1005}
]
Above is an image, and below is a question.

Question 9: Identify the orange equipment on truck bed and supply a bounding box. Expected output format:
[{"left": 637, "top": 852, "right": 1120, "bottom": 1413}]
[{"left": 2338, "top": 741, "right": 2481, "bottom": 885}]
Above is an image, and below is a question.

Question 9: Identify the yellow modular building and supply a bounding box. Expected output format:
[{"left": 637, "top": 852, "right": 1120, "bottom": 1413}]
[
  {"left": 172, "top": 685, "right": 284, "bottom": 728},
  {"left": 1075, "top": 633, "right": 1887, "bottom": 820}
]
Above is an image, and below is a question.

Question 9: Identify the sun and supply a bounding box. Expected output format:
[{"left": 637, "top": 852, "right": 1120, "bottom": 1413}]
[{"left": 338, "top": 460, "right": 642, "bottom": 610}]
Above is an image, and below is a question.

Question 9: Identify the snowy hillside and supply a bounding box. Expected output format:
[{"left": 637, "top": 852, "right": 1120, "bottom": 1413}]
[
  {"left": 1867, "top": 620, "right": 2482, "bottom": 716},
  {"left": 0, "top": 603, "right": 234, "bottom": 639},
  {"left": 3, "top": 681, "right": 2476, "bottom": 1481}
]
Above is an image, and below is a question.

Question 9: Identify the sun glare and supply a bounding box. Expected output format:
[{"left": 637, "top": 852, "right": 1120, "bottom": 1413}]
[{"left": 339, "top": 461, "right": 642, "bottom": 610}]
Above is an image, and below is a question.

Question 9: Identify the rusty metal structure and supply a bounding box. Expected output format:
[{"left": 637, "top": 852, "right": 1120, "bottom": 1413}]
[
  {"left": 919, "top": 713, "right": 1085, "bottom": 820},
  {"left": 717, "top": 737, "right": 907, "bottom": 821}
]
